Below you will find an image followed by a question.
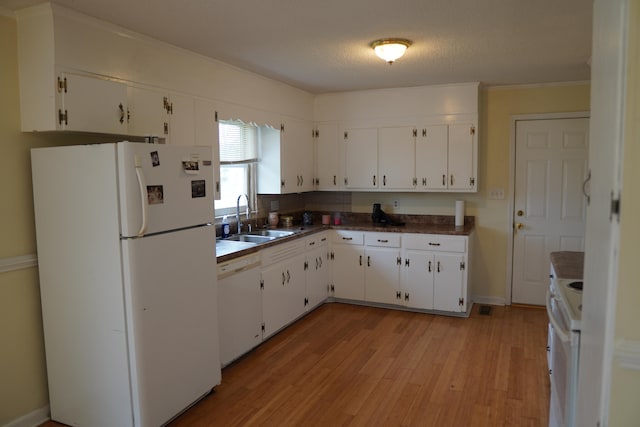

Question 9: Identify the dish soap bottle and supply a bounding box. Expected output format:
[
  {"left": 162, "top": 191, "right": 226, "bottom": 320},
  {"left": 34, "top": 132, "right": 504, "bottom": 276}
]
[{"left": 221, "top": 215, "right": 230, "bottom": 238}]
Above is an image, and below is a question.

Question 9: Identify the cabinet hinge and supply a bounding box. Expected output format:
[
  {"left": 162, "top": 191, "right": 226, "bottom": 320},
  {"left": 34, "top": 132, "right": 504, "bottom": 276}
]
[
  {"left": 330, "top": 284, "right": 335, "bottom": 293},
  {"left": 261, "top": 322, "right": 265, "bottom": 332},
  {"left": 163, "top": 122, "right": 169, "bottom": 135},
  {"left": 397, "top": 256, "right": 402, "bottom": 266},
  {"left": 412, "top": 128, "right": 417, "bottom": 137},
  {"left": 214, "top": 110, "right": 218, "bottom": 122},
  {"left": 422, "top": 128, "right": 427, "bottom": 137},
  {"left": 413, "top": 177, "right": 417, "bottom": 186},
  {"left": 470, "top": 177, "right": 476, "bottom": 187},
  {"left": 344, "top": 177, "right": 348, "bottom": 186},
  {"left": 470, "top": 126, "right": 476, "bottom": 135},
  {"left": 281, "top": 123, "right": 285, "bottom": 132},
  {"left": 304, "top": 297, "right": 309, "bottom": 306},
  {"left": 260, "top": 279, "right": 264, "bottom": 290},
  {"left": 405, "top": 258, "right": 410, "bottom": 267},
  {"left": 396, "top": 291, "right": 401, "bottom": 299},
  {"left": 330, "top": 252, "right": 335, "bottom": 260},
  {"left": 304, "top": 261, "right": 309, "bottom": 270},
  {"left": 344, "top": 131, "right": 348, "bottom": 140},
  {"left": 57, "top": 76, "right": 67, "bottom": 93},
  {"left": 281, "top": 180, "right": 285, "bottom": 188},
  {"left": 460, "top": 261, "right": 465, "bottom": 270},
  {"left": 58, "top": 109, "right": 68, "bottom": 126},
  {"left": 216, "top": 181, "right": 220, "bottom": 193},
  {"left": 610, "top": 191, "right": 621, "bottom": 222},
  {"left": 459, "top": 297, "right": 464, "bottom": 306}
]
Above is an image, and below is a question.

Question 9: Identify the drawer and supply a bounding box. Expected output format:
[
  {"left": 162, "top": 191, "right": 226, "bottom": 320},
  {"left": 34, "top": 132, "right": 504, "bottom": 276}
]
[
  {"left": 365, "top": 232, "right": 401, "bottom": 248},
  {"left": 332, "top": 230, "right": 364, "bottom": 245},
  {"left": 306, "top": 232, "right": 329, "bottom": 250},
  {"left": 403, "top": 234, "right": 467, "bottom": 252}
]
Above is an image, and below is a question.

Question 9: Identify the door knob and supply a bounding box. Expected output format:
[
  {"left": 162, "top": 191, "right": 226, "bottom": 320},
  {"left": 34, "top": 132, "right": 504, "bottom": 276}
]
[
  {"left": 517, "top": 210, "right": 524, "bottom": 217},
  {"left": 516, "top": 223, "right": 524, "bottom": 230}
]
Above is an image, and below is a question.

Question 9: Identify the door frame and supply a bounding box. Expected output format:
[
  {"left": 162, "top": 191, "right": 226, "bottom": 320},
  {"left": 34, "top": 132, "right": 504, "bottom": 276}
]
[{"left": 505, "top": 111, "right": 590, "bottom": 305}]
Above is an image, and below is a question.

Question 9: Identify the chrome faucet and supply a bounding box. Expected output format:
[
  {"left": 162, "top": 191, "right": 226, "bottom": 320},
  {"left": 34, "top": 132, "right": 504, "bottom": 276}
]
[{"left": 236, "top": 193, "right": 250, "bottom": 234}]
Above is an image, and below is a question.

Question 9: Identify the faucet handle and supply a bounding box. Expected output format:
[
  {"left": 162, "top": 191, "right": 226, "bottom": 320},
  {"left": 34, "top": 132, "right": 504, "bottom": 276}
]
[{"left": 248, "top": 223, "right": 252, "bottom": 232}]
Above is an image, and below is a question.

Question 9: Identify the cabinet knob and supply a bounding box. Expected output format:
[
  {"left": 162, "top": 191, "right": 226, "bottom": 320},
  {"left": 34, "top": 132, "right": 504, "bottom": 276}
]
[
  {"left": 517, "top": 210, "right": 524, "bottom": 217},
  {"left": 516, "top": 223, "right": 524, "bottom": 230}
]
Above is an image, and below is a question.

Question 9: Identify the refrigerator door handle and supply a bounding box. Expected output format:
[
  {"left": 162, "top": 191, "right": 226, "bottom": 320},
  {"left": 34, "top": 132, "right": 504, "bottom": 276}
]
[{"left": 134, "top": 154, "right": 148, "bottom": 236}]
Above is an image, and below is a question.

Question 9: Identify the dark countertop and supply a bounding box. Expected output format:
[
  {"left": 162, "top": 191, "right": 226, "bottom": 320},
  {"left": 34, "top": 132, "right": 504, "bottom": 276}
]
[
  {"left": 216, "top": 216, "right": 475, "bottom": 263},
  {"left": 550, "top": 251, "right": 584, "bottom": 280}
]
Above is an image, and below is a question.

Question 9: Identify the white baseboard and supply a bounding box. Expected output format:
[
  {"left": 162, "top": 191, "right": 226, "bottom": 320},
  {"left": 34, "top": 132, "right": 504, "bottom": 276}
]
[
  {"left": 616, "top": 339, "right": 640, "bottom": 371},
  {"left": 471, "top": 295, "right": 506, "bottom": 306},
  {"left": 4, "top": 405, "right": 50, "bottom": 427}
]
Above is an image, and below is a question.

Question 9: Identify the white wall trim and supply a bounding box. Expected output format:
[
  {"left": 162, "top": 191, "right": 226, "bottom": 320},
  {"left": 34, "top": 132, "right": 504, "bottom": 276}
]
[
  {"left": 4, "top": 405, "right": 50, "bottom": 427},
  {"left": 616, "top": 339, "right": 640, "bottom": 371},
  {"left": 0, "top": 254, "right": 38, "bottom": 273},
  {"left": 486, "top": 81, "right": 591, "bottom": 90},
  {"left": 506, "top": 112, "right": 590, "bottom": 305},
  {"left": 471, "top": 295, "right": 506, "bottom": 306}
]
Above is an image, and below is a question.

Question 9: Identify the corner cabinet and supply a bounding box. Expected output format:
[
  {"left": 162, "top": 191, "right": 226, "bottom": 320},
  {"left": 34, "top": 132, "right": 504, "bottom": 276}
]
[{"left": 258, "top": 118, "right": 314, "bottom": 194}]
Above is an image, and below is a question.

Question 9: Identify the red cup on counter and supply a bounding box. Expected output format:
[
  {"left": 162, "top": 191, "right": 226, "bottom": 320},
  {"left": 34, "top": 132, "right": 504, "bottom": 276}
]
[
  {"left": 334, "top": 214, "right": 341, "bottom": 225},
  {"left": 322, "top": 214, "right": 331, "bottom": 225}
]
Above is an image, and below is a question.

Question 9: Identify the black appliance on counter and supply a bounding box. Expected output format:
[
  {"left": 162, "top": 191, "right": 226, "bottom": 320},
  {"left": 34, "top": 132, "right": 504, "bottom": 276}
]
[{"left": 371, "top": 203, "right": 405, "bottom": 226}]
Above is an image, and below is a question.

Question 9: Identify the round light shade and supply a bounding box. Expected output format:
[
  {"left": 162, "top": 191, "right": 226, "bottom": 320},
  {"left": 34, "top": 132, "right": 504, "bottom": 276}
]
[{"left": 371, "top": 38, "right": 412, "bottom": 64}]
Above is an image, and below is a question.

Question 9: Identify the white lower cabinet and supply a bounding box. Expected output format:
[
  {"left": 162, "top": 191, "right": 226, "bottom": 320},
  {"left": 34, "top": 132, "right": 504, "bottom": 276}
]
[
  {"left": 217, "top": 254, "right": 262, "bottom": 367},
  {"left": 305, "top": 232, "right": 331, "bottom": 310},
  {"left": 261, "top": 240, "right": 306, "bottom": 338},
  {"left": 402, "top": 234, "right": 470, "bottom": 313},
  {"left": 363, "top": 233, "right": 402, "bottom": 305},
  {"left": 331, "top": 230, "right": 365, "bottom": 300}
]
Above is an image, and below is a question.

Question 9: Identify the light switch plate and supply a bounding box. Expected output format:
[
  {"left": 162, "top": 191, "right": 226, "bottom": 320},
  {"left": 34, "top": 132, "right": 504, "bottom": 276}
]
[{"left": 489, "top": 188, "right": 505, "bottom": 200}]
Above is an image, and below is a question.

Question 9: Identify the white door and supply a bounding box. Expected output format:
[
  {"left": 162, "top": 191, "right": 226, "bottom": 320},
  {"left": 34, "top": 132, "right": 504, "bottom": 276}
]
[
  {"left": 512, "top": 117, "right": 589, "bottom": 305},
  {"left": 403, "top": 250, "right": 435, "bottom": 309},
  {"left": 448, "top": 123, "right": 477, "bottom": 191},
  {"left": 433, "top": 253, "right": 465, "bottom": 312},
  {"left": 332, "top": 244, "right": 365, "bottom": 300},
  {"left": 364, "top": 247, "right": 401, "bottom": 304},
  {"left": 344, "top": 128, "right": 378, "bottom": 189},
  {"left": 315, "top": 123, "right": 340, "bottom": 190},
  {"left": 127, "top": 85, "right": 167, "bottom": 137},
  {"left": 416, "top": 125, "right": 448, "bottom": 190}
]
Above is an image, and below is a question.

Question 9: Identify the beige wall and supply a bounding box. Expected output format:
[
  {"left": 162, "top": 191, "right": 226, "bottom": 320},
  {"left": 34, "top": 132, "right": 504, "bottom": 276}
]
[
  {"left": 609, "top": 0, "right": 640, "bottom": 424},
  {"left": 353, "top": 83, "right": 591, "bottom": 301}
]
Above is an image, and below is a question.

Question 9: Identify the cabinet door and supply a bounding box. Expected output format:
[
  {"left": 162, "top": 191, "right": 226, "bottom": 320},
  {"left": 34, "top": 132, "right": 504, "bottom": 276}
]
[
  {"left": 282, "top": 119, "right": 314, "bottom": 193},
  {"left": 60, "top": 72, "right": 128, "bottom": 134},
  {"left": 416, "top": 125, "right": 448, "bottom": 190},
  {"left": 448, "top": 123, "right": 476, "bottom": 191},
  {"left": 403, "top": 250, "right": 435, "bottom": 309},
  {"left": 315, "top": 123, "right": 340, "bottom": 190},
  {"left": 378, "top": 126, "right": 416, "bottom": 189},
  {"left": 306, "top": 246, "right": 330, "bottom": 309},
  {"left": 332, "top": 244, "right": 365, "bottom": 300},
  {"left": 261, "top": 255, "right": 306, "bottom": 338},
  {"left": 218, "top": 266, "right": 262, "bottom": 366},
  {"left": 194, "top": 99, "right": 221, "bottom": 200},
  {"left": 127, "top": 85, "right": 168, "bottom": 138},
  {"left": 365, "top": 247, "right": 401, "bottom": 304},
  {"left": 167, "top": 93, "right": 195, "bottom": 146},
  {"left": 433, "top": 253, "right": 465, "bottom": 312},
  {"left": 344, "top": 128, "right": 378, "bottom": 189}
]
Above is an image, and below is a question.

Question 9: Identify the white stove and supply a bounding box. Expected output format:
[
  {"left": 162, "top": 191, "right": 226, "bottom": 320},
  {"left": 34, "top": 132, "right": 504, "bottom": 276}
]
[{"left": 552, "top": 278, "right": 583, "bottom": 331}]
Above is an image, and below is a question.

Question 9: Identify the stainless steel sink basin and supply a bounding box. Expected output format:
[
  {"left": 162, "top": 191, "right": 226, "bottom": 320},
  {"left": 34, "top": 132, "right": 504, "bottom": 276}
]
[
  {"left": 247, "top": 229, "right": 296, "bottom": 238},
  {"left": 225, "top": 234, "right": 275, "bottom": 243}
]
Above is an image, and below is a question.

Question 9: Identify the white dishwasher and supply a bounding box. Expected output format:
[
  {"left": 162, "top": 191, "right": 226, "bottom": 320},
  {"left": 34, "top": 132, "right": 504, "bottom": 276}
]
[{"left": 217, "top": 253, "right": 262, "bottom": 367}]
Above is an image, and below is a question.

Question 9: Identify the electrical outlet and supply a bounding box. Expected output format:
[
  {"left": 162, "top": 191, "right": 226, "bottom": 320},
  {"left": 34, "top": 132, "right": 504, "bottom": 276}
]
[
  {"left": 393, "top": 200, "right": 399, "bottom": 208},
  {"left": 489, "top": 188, "right": 505, "bottom": 200}
]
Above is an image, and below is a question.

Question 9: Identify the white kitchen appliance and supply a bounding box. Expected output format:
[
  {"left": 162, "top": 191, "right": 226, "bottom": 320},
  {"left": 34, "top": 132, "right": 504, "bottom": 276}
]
[
  {"left": 31, "top": 142, "right": 221, "bottom": 427},
  {"left": 546, "top": 262, "right": 583, "bottom": 427}
]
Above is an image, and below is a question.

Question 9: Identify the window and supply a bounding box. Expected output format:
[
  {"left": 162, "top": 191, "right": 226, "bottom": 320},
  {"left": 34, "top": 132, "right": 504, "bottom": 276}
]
[{"left": 215, "top": 120, "right": 258, "bottom": 217}]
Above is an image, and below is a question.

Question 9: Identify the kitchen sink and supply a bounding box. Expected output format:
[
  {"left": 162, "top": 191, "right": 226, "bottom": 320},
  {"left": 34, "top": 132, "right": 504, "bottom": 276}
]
[
  {"left": 246, "top": 229, "right": 296, "bottom": 238},
  {"left": 225, "top": 234, "right": 275, "bottom": 243}
]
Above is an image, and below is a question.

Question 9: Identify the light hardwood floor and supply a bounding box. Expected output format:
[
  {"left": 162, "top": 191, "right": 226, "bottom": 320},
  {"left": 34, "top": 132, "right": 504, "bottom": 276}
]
[{"left": 42, "top": 303, "right": 550, "bottom": 427}]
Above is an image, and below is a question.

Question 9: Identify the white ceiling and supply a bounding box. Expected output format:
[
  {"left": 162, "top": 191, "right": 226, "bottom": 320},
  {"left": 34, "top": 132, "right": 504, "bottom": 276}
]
[{"left": 1, "top": 0, "right": 593, "bottom": 94}]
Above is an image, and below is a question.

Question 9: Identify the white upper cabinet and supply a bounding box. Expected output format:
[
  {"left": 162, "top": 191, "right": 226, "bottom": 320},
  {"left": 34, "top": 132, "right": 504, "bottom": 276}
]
[
  {"left": 194, "top": 99, "right": 221, "bottom": 200},
  {"left": 258, "top": 118, "right": 314, "bottom": 194},
  {"left": 447, "top": 123, "right": 477, "bottom": 191},
  {"left": 378, "top": 126, "right": 417, "bottom": 190},
  {"left": 416, "top": 125, "right": 448, "bottom": 190},
  {"left": 343, "top": 128, "right": 378, "bottom": 189},
  {"left": 314, "top": 123, "right": 341, "bottom": 190}
]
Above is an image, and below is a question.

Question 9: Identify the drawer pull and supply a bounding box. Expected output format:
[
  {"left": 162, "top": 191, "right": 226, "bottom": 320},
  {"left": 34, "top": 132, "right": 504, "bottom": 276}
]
[
  {"left": 342, "top": 237, "right": 353, "bottom": 241},
  {"left": 428, "top": 242, "right": 441, "bottom": 246},
  {"left": 377, "top": 239, "right": 389, "bottom": 243},
  {"left": 309, "top": 241, "right": 315, "bottom": 246}
]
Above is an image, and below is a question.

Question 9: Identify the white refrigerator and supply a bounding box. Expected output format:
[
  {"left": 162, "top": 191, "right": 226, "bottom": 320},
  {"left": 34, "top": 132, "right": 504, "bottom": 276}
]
[{"left": 31, "top": 142, "right": 221, "bottom": 427}]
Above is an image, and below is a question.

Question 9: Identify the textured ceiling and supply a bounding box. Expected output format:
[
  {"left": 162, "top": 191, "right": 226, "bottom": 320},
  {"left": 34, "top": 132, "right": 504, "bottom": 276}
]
[{"left": 0, "top": 0, "right": 593, "bottom": 94}]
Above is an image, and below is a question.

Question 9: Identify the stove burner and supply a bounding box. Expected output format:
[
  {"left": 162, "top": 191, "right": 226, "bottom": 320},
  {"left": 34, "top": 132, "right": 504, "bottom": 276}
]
[{"left": 568, "top": 281, "right": 583, "bottom": 291}]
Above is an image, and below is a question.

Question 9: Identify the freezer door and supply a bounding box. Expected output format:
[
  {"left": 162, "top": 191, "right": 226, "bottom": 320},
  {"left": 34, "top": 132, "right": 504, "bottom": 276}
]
[
  {"left": 121, "top": 225, "right": 220, "bottom": 427},
  {"left": 117, "top": 142, "right": 215, "bottom": 237}
]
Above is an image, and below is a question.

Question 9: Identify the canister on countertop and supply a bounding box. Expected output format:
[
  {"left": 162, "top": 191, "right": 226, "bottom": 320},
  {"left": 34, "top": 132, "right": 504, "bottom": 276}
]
[
  {"left": 281, "top": 216, "right": 293, "bottom": 227},
  {"left": 322, "top": 214, "right": 331, "bottom": 225},
  {"left": 268, "top": 212, "right": 279, "bottom": 227},
  {"left": 303, "top": 211, "right": 313, "bottom": 225}
]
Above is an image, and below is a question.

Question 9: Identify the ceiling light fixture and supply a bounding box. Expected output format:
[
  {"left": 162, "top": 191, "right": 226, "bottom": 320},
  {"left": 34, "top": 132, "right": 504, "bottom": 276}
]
[{"left": 371, "top": 38, "right": 412, "bottom": 64}]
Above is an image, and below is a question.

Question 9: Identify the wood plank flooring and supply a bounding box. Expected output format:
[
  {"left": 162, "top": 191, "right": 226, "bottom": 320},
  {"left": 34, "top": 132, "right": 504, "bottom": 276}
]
[{"left": 41, "top": 303, "right": 550, "bottom": 427}]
